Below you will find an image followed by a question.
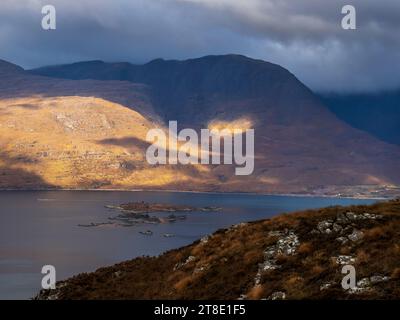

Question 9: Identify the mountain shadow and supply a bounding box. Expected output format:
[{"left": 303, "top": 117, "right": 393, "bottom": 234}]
[{"left": 320, "top": 90, "right": 400, "bottom": 146}]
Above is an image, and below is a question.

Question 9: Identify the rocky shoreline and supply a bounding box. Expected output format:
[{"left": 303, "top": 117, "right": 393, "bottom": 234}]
[{"left": 0, "top": 187, "right": 397, "bottom": 200}]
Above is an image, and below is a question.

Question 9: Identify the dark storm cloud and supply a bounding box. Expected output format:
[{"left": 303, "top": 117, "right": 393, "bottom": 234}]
[{"left": 0, "top": 0, "right": 399, "bottom": 92}]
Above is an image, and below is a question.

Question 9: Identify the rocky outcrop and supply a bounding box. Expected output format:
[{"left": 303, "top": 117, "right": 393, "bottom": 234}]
[
  {"left": 312, "top": 211, "right": 382, "bottom": 245},
  {"left": 254, "top": 230, "right": 299, "bottom": 285}
]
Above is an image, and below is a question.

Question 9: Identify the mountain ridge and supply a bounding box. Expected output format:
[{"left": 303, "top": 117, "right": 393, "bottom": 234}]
[
  {"left": 0, "top": 59, "right": 25, "bottom": 75},
  {"left": 30, "top": 54, "right": 322, "bottom": 125},
  {"left": 0, "top": 55, "right": 399, "bottom": 196}
]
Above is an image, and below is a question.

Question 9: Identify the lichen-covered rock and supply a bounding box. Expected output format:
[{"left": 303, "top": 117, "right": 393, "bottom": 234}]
[
  {"left": 357, "top": 278, "right": 371, "bottom": 288},
  {"left": 348, "top": 229, "right": 364, "bottom": 242},
  {"left": 370, "top": 275, "right": 390, "bottom": 284},
  {"left": 346, "top": 212, "right": 358, "bottom": 221},
  {"left": 320, "top": 282, "right": 333, "bottom": 291},
  {"left": 200, "top": 235, "right": 210, "bottom": 244},
  {"left": 362, "top": 213, "right": 383, "bottom": 220},
  {"left": 174, "top": 255, "right": 196, "bottom": 270},
  {"left": 255, "top": 230, "right": 299, "bottom": 285},
  {"left": 336, "top": 212, "right": 349, "bottom": 223},
  {"left": 348, "top": 286, "right": 373, "bottom": 294},
  {"left": 317, "top": 220, "right": 333, "bottom": 234},
  {"left": 333, "top": 223, "right": 343, "bottom": 233},
  {"left": 275, "top": 231, "right": 300, "bottom": 255},
  {"left": 336, "top": 236, "right": 348, "bottom": 244},
  {"left": 268, "top": 291, "right": 286, "bottom": 300},
  {"left": 335, "top": 255, "right": 355, "bottom": 265}
]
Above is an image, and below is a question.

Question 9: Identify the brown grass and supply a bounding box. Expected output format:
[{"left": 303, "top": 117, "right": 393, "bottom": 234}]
[
  {"left": 356, "top": 250, "right": 370, "bottom": 265},
  {"left": 174, "top": 276, "right": 192, "bottom": 291},
  {"left": 364, "top": 226, "right": 386, "bottom": 240},
  {"left": 298, "top": 242, "right": 313, "bottom": 255},
  {"left": 311, "top": 265, "right": 325, "bottom": 275},
  {"left": 247, "top": 285, "right": 265, "bottom": 300},
  {"left": 391, "top": 268, "right": 400, "bottom": 279}
]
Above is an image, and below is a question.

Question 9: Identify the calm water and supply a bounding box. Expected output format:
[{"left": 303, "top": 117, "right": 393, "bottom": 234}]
[{"left": 0, "top": 190, "right": 375, "bottom": 299}]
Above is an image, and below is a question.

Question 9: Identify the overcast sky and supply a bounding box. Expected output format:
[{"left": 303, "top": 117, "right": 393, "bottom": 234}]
[{"left": 1, "top": 0, "right": 399, "bottom": 92}]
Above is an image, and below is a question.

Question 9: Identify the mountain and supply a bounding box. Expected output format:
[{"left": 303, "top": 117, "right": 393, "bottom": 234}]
[
  {"left": 0, "top": 56, "right": 399, "bottom": 196},
  {"left": 31, "top": 55, "right": 322, "bottom": 125},
  {"left": 0, "top": 59, "right": 25, "bottom": 75},
  {"left": 320, "top": 91, "right": 400, "bottom": 146},
  {"left": 35, "top": 199, "right": 400, "bottom": 300},
  {"left": 0, "top": 60, "right": 184, "bottom": 190}
]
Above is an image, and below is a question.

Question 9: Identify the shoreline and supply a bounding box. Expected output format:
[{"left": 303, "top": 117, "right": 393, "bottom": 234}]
[{"left": 0, "top": 187, "right": 390, "bottom": 200}]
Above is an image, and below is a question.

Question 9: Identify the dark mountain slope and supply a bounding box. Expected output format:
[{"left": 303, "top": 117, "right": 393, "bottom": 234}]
[
  {"left": 0, "top": 59, "right": 25, "bottom": 75},
  {"left": 28, "top": 55, "right": 400, "bottom": 195},
  {"left": 320, "top": 91, "right": 400, "bottom": 146},
  {"left": 31, "top": 55, "right": 325, "bottom": 125}
]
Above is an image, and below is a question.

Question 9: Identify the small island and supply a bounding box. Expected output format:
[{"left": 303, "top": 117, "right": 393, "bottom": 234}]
[
  {"left": 77, "top": 202, "right": 223, "bottom": 228},
  {"left": 105, "top": 201, "right": 222, "bottom": 214}
]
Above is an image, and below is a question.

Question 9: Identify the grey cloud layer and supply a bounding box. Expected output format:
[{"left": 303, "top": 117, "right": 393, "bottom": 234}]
[{"left": 0, "top": 0, "right": 399, "bottom": 92}]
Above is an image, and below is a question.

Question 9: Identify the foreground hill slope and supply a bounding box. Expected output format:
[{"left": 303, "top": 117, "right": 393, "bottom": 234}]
[{"left": 36, "top": 199, "right": 400, "bottom": 300}]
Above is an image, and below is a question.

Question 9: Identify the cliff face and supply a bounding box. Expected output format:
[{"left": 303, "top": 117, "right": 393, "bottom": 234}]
[
  {"left": 0, "top": 56, "right": 399, "bottom": 195},
  {"left": 35, "top": 200, "right": 400, "bottom": 300}
]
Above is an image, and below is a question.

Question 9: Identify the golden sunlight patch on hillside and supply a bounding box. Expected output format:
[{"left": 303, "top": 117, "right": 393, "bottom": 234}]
[
  {"left": 0, "top": 95, "right": 194, "bottom": 189},
  {"left": 207, "top": 117, "right": 253, "bottom": 134}
]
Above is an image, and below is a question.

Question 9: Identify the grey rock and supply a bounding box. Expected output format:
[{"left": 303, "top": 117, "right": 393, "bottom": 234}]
[
  {"left": 200, "top": 235, "right": 210, "bottom": 244},
  {"left": 320, "top": 282, "right": 333, "bottom": 291},
  {"left": 255, "top": 230, "right": 299, "bottom": 285},
  {"left": 336, "top": 212, "right": 349, "bottom": 223},
  {"left": 174, "top": 255, "right": 196, "bottom": 270},
  {"left": 317, "top": 220, "right": 333, "bottom": 234},
  {"left": 346, "top": 212, "right": 358, "bottom": 220},
  {"left": 357, "top": 278, "right": 371, "bottom": 288},
  {"left": 113, "top": 271, "right": 123, "bottom": 278},
  {"left": 345, "top": 211, "right": 383, "bottom": 222},
  {"left": 163, "top": 233, "right": 175, "bottom": 238},
  {"left": 342, "top": 225, "right": 353, "bottom": 233},
  {"left": 370, "top": 275, "right": 390, "bottom": 284},
  {"left": 275, "top": 231, "right": 300, "bottom": 255},
  {"left": 333, "top": 223, "right": 343, "bottom": 233},
  {"left": 362, "top": 213, "right": 383, "bottom": 220},
  {"left": 348, "top": 286, "right": 372, "bottom": 294},
  {"left": 336, "top": 236, "right": 348, "bottom": 244},
  {"left": 348, "top": 229, "right": 364, "bottom": 242},
  {"left": 335, "top": 255, "right": 355, "bottom": 265},
  {"left": 268, "top": 291, "right": 286, "bottom": 300},
  {"left": 268, "top": 230, "right": 284, "bottom": 237},
  {"left": 185, "top": 256, "right": 196, "bottom": 264},
  {"left": 193, "top": 265, "right": 208, "bottom": 274}
]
